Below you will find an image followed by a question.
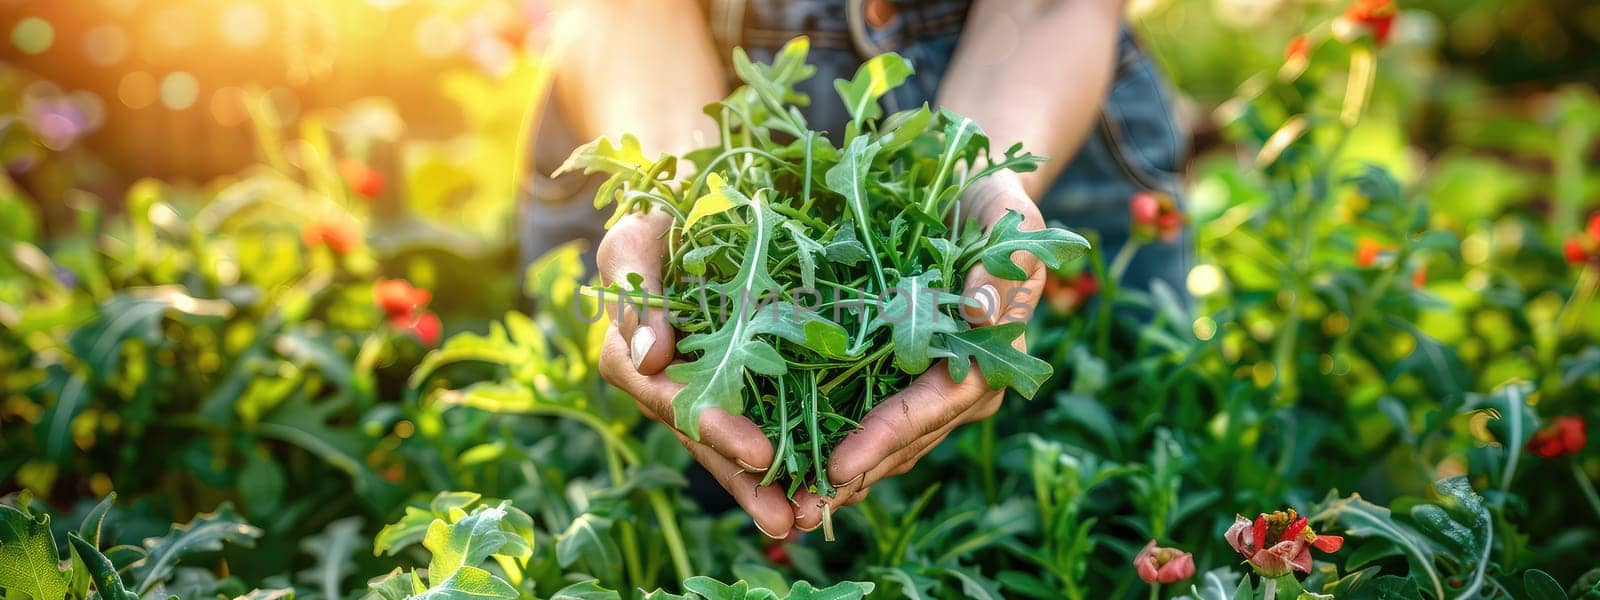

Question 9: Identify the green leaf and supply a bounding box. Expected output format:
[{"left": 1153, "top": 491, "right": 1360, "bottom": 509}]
[
  {"left": 940, "top": 323, "right": 1054, "bottom": 399},
  {"left": 67, "top": 533, "right": 139, "bottom": 600},
  {"left": 362, "top": 568, "right": 422, "bottom": 600},
  {"left": 666, "top": 197, "right": 786, "bottom": 440},
  {"left": 298, "top": 517, "right": 363, "bottom": 599},
  {"left": 35, "top": 369, "right": 91, "bottom": 463},
  {"left": 748, "top": 302, "right": 853, "bottom": 360},
  {"left": 780, "top": 220, "right": 826, "bottom": 291},
  {"left": 129, "top": 503, "right": 263, "bottom": 595},
  {"left": 782, "top": 581, "right": 875, "bottom": 600},
  {"left": 961, "top": 211, "right": 1090, "bottom": 281},
  {"left": 824, "top": 136, "right": 887, "bottom": 290},
  {"left": 834, "top": 53, "right": 913, "bottom": 127},
  {"left": 414, "top": 566, "right": 517, "bottom": 600},
  {"left": 424, "top": 503, "right": 510, "bottom": 586},
  {"left": 551, "top": 580, "right": 622, "bottom": 600},
  {"left": 1526, "top": 570, "right": 1568, "bottom": 600},
  {"left": 77, "top": 493, "right": 116, "bottom": 549},
  {"left": 823, "top": 219, "right": 870, "bottom": 266},
  {"left": 373, "top": 506, "right": 434, "bottom": 557},
  {"left": 731, "top": 564, "right": 789, "bottom": 597},
  {"left": 556, "top": 513, "right": 620, "bottom": 576},
  {"left": 681, "top": 577, "right": 781, "bottom": 600},
  {"left": 552, "top": 134, "right": 652, "bottom": 181},
  {"left": 872, "top": 270, "right": 964, "bottom": 373},
  {"left": 0, "top": 504, "right": 69, "bottom": 600}
]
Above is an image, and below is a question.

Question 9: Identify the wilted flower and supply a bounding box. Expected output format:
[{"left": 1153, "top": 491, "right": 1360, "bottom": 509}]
[
  {"left": 338, "top": 158, "right": 386, "bottom": 199},
  {"left": 374, "top": 279, "right": 432, "bottom": 320},
  {"left": 1225, "top": 509, "right": 1343, "bottom": 577},
  {"left": 1336, "top": 0, "right": 1397, "bottom": 46},
  {"left": 302, "top": 218, "right": 360, "bottom": 255},
  {"left": 1133, "top": 540, "right": 1195, "bottom": 584},
  {"left": 1043, "top": 269, "right": 1100, "bottom": 314},
  {"left": 1528, "top": 416, "right": 1587, "bottom": 459},
  {"left": 1131, "top": 191, "right": 1184, "bottom": 242}
]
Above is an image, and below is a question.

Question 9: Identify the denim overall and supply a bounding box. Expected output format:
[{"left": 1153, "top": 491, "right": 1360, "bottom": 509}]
[{"left": 518, "top": 0, "right": 1192, "bottom": 301}]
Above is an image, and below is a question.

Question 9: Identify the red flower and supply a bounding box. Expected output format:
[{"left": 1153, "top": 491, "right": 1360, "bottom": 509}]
[
  {"left": 1341, "top": 0, "right": 1397, "bottom": 46},
  {"left": 1224, "top": 509, "right": 1343, "bottom": 578},
  {"left": 338, "top": 158, "right": 386, "bottom": 199},
  {"left": 1355, "top": 237, "right": 1384, "bottom": 268},
  {"left": 302, "top": 219, "right": 360, "bottom": 255},
  {"left": 1528, "top": 416, "right": 1587, "bottom": 459},
  {"left": 1044, "top": 270, "right": 1100, "bottom": 314},
  {"left": 374, "top": 279, "right": 433, "bottom": 320},
  {"left": 1133, "top": 540, "right": 1195, "bottom": 584},
  {"left": 1285, "top": 35, "right": 1311, "bottom": 61},
  {"left": 1130, "top": 191, "right": 1185, "bottom": 242},
  {"left": 1588, "top": 214, "right": 1600, "bottom": 244},
  {"left": 1411, "top": 265, "right": 1427, "bottom": 287},
  {"left": 1567, "top": 237, "right": 1592, "bottom": 265},
  {"left": 390, "top": 310, "right": 443, "bottom": 347}
]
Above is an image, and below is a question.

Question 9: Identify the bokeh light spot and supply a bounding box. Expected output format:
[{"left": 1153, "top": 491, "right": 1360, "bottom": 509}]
[
  {"left": 1186, "top": 263, "right": 1224, "bottom": 297},
  {"left": 12, "top": 17, "right": 55, "bottom": 55},
  {"left": 83, "top": 24, "right": 129, "bottom": 66},
  {"left": 160, "top": 72, "right": 201, "bottom": 110},
  {"left": 118, "top": 71, "right": 159, "bottom": 108},
  {"left": 210, "top": 87, "right": 249, "bottom": 126},
  {"left": 415, "top": 15, "right": 462, "bottom": 58},
  {"left": 221, "top": 3, "right": 271, "bottom": 48},
  {"left": 148, "top": 8, "right": 199, "bottom": 53}
]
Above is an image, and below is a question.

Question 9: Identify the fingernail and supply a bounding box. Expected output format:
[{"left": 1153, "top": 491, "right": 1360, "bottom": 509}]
[
  {"left": 630, "top": 327, "right": 655, "bottom": 370},
  {"left": 977, "top": 284, "right": 998, "bottom": 317},
  {"left": 827, "top": 472, "right": 865, "bottom": 490},
  {"left": 736, "top": 459, "right": 770, "bottom": 474},
  {"left": 754, "top": 520, "right": 785, "bottom": 540}
]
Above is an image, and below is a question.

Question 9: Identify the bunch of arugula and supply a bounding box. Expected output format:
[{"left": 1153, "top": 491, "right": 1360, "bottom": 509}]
[{"left": 558, "top": 38, "right": 1089, "bottom": 507}]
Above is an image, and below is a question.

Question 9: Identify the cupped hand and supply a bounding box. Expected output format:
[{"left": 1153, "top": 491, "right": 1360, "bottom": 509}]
[
  {"left": 792, "top": 171, "right": 1048, "bottom": 532},
  {"left": 595, "top": 210, "right": 795, "bottom": 539}
]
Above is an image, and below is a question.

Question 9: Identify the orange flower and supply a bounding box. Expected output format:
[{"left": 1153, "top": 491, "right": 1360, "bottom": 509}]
[
  {"left": 374, "top": 279, "right": 432, "bottom": 320},
  {"left": 1588, "top": 213, "right": 1600, "bottom": 244},
  {"left": 302, "top": 219, "right": 360, "bottom": 255},
  {"left": 1355, "top": 237, "right": 1384, "bottom": 268},
  {"left": 1528, "top": 416, "right": 1587, "bottom": 459},
  {"left": 338, "top": 158, "right": 386, "bottom": 199},
  {"left": 1130, "top": 191, "right": 1185, "bottom": 242},
  {"left": 1133, "top": 540, "right": 1195, "bottom": 584},
  {"left": 1342, "top": 0, "right": 1397, "bottom": 46},
  {"left": 1285, "top": 35, "right": 1311, "bottom": 61},
  {"left": 391, "top": 310, "right": 443, "bottom": 347},
  {"left": 1225, "top": 509, "right": 1343, "bottom": 577}
]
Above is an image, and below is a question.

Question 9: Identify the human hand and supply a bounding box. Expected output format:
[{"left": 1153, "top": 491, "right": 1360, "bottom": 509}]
[
  {"left": 791, "top": 171, "right": 1047, "bottom": 532},
  {"left": 595, "top": 210, "right": 795, "bottom": 539}
]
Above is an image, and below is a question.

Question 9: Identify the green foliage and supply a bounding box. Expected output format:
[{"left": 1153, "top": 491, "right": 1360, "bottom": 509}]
[{"left": 564, "top": 38, "right": 1087, "bottom": 496}]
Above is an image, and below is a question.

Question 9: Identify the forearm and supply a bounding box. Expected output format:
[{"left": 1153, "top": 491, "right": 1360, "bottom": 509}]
[
  {"left": 937, "top": 0, "right": 1128, "bottom": 198},
  {"left": 551, "top": 0, "right": 727, "bottom": 155}
]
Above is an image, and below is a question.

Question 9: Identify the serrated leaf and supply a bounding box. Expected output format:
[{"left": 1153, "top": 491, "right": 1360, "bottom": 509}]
[
  {"left": 556, "top": 513, "right": 620, "bottom": 576},
  {"left": 783, "top": 580, "right": 875, "bottom": 600},
  {"left": 781, "top": 220, "right": 826, "bottom": 290},
  {"left": 748, "top": 302, "right": 852, "bottom": 359},
  {"left": 834, "top": 53, "right": 913, "bottom": 126},
  {"left": 686, "top": 173, "right": 739, "bottom": 231},
  {"left": 940, "top": 323, "right": 1053, "bottom": 399},
  {"left": 362, "top": 568, "right": 421, "bottom": 600},
  {"left": 872, "top": 270, "right": 963, "bottom": 373},
  {"left": 77, "top": 492, "right": 116, "bottom": 549},
  {"left": 130, "top": 503, "right": 262, "bottom": 595},
  {"left": 823, "top": 219, "right": 869, "bottom": 266},
  {"left": 667, "top": 197, "right": 785, "bottom": 440},
  {"left": 962, "top": 211, "right": 1090, "bottom": 281},
  {"left": 824, "top": 136, "right": 887, "bottom": 290},
  {"left": 553, "top": 134, "right": 652, "bottom": 180},
  {"left": 681, "top": 577, "right": 781, "bottom": 600}
]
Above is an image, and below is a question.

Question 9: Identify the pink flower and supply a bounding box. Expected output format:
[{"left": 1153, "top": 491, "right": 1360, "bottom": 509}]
[
  {"left": 1133, "top": 540, "right": 1195, "bottom": 584},
  {"left": 1224, "top": 509, "right": 1344, "bottom": 577},
  {"left": 1130, "top": 191, "right": 1185, "bottom": 242}
]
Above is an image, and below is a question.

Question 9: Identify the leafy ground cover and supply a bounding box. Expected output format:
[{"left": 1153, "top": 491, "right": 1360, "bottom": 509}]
[{"left": 4, "top": 0, "right": 1600, "bottom": 599}]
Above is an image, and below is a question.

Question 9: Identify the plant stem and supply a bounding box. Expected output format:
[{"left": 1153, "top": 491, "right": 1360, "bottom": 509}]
[
  {"left": 646, "top": 490, "right": 694, "bottom": 584},
  {"left": 1261, "top": 576, "right": 1277, "bottom": 600},
  {"left": 1573, "top": 461, "right": 1600, "bottom": 523},
  {"left": 1148, "top": 584, "right": 1160, "bottom": 600},
  {"left": 606, "top": 445, "right": 646, "bottom": 589}
]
